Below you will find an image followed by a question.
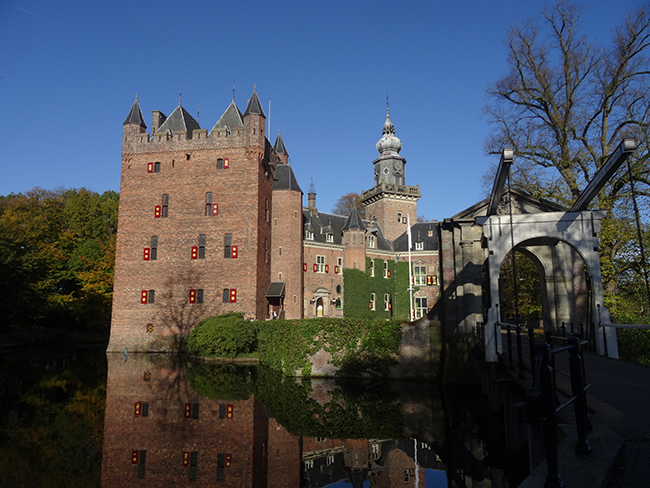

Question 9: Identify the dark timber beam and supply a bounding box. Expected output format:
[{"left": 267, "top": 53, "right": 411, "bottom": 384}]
[
  {"left": 570, "top": 139, "right": 636, "bottom": 212},
  {"left": 487, "top": 148, "right": 514, "bottom": 216}
]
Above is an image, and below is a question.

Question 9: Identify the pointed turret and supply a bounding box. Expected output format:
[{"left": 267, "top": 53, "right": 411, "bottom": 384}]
[
  {"left": 273, "top": 129, "right": 288, "bottom": 155},
  {"left": 123, "top": 96, "right": 147, "bottom": 128},
  {"left": 243, "top": 86, "right": 265, "bottom": 117},
  {"left": 342, "top": 207, "right": 367, "bottom": 231}
]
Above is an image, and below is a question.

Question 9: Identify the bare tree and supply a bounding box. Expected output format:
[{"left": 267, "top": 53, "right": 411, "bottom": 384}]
[
  {"left": 332, "top": 192, "right": 366, "bottom": 218},
  {"left": 484, "top": 1, "right": 650, "bottom": 208}
]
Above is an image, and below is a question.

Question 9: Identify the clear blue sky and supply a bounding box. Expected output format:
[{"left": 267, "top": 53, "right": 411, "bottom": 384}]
[{"left": 0, "top": 0, "right": 645, "bottom": 221}]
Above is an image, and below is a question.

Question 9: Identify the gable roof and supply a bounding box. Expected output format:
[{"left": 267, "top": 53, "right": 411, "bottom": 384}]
[
  {"left": 156, "top": 104, "right": 201, "bottom": 136},
  {"left": 451, "top": 188, "right": 567, "bottom": 220},
  {"left": 393, "top": 222, "right": 439, "bottom": 252},
  {"left": 211, "top": 99, "right": 244, "bottom": 133}
]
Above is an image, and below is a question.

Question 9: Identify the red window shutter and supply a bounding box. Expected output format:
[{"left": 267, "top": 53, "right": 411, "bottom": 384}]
[
  {"left": 411, "top": 276, "right": 414, "bottom": 285},
  {"left": 388, "top": 302, "right": 392, "bottom": 310},
  {"left": 154, "top": 205, "right": 161, "bottom": 218},
  {"left": 313, "top": 264, "right": 317, "bottom": 272},
  {"left": 427, "top": 275, "right": 432, "bottom": 285},
  {"left": 325, "top": 265, "right": 329, "bottom": 273},
  {"left": 147, "top": 162, "right": 153, "bottom": 173},
  {"left": 229, "top": 289, "right": 237, "bottom": 303},
  {"left": 212, "top": 203, "right": 219, "bottom": 215},
  {"left": 334, "top": 265, "right": 339, "bottom": 274},
  {"left": 226, "top": 404, "right": 233, "bottom": 418},
  {"left": 387, "top": 270, "right": 391, "bottom": 278},
  {"left": 191, "top": 247, "right": 198, "bottom": 259},
  {"left": 231, "top": 246, "right": 238, "bottom": 258},
  {"left": 143, "top": 248, "right": 150, "bottom": 261},
  {"left": 189, "top": 289, "right": 197, "bottom": 303},
  {"left": 303, "top": 263, "right": 307, "bottom": 272},
  {"left": 132, "top": 450, "right": 139, "bottom": 465},
  {"left": 223, "top": 158, "right": 230, "bottom": 169},
  {"left": 184, "top": 403, "right": 192, "bottom": 418},
  {"left": 225, "top": 454, "right": 232, "bottom": 467},
  {"left": 134, "top": 402, "right": 142, "bottom": 416},
  {"left": 141, "top": 290, "right": 148, "bottom": 304},
  {"left": 183, "top": 452, "right": 190, "bottom": 467}
]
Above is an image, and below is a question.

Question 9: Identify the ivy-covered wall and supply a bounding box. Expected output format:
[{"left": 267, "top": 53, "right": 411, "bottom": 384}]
[{"left": 343, "top": 258, "right": 419, "bottom": 321}]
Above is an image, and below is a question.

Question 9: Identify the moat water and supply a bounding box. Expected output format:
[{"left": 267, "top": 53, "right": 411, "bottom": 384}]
[{"left": 0, "top": 346, "right": 530, "bottom": 487}]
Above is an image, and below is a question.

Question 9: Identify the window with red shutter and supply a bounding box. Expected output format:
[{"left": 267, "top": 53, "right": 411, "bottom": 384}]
[
  {"left": 147, "top": 162, "right": 153, "bottom": 173},
  {"left": 229, "top": 289, "right": 237, "bottom": 303},
  {"left": 143, "top": 248, "right": 150, "bottom": 260},
  {"left": 191, "top": 247, "right": 198, "bottom": 259},
  {"left": 303, "top": 263, "right": 307, "bottom": 271},
  {"left": 189, "top": 289, "right": 197, "bottom": 303},
  {"left": 231, "top": 246, "right": 238, "bottom": 258},
  {"left": 141, "top": 290, "right": 148, "bottom": 304},
  {"left": 154, "top": 205, "right": 161, "bottom": 218},
  {"left": 223, "top": 158, "right": 230, "bottom": 169}
]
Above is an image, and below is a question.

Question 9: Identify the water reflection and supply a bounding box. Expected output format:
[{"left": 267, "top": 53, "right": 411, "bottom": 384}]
[{"left": 102, "top": 354, "right": 518, "bottom": 488}]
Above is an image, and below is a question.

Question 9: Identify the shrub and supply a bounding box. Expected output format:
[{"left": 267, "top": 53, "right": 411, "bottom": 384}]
[{"left": 186, "top": 312, "right": 258, "bottom": 357}]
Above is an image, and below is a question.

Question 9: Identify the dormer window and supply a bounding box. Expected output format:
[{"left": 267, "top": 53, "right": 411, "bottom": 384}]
[
  {"left": 326, "top": 234, "right": 334, "bottom": 243},
  {"left": 305, "top": 230, "right": 314, "bottom": 240},
  {"left": 415, "top": 241, "right": 424, "bottom": 250},
  {"left": 368, "top": 235, "right": 375, "bottom": 248}
]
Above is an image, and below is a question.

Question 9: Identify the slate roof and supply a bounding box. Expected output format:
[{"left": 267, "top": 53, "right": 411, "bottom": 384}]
[
  {"left": 393, "top": 221, "right": 439, "bottom": 252},
  {"left": 243, "top": 87, "right": 265, "bottom": 117},
  {"left": 123, "top": 97, "right": 147, "bottom": 128},
  {"left": 303, "top": 209, "right": 392, "bottom": 251},
  {"left": 265, "top": 282, "right": 285, "bottom": 298},
  {"left": 341, "top": 208, "right": 366, "bottom": 231},
  {"left": 273, "top": 164, "right": 302, "bottom": 192},
  {"left": 210, "top": 99, "right": 244, "bottom": 134},
  {"left": 273, "top": 130, "right": 288, "bottom": 155},
  {"left": 303, "top": 210, "right": 349, "bottom": 245},
  {"left": 156, "top": 104, "right": 201, "bottom": 136}
]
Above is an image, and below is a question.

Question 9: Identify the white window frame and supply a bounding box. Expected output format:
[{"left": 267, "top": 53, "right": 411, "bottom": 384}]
[
  {"left": 383, "top": 261, "right": 389, "bottom": 278},
  {"left": 413, "top": 265, "right": 427, "bottom": 286},
  {"left": 384, "top": 293, "right": 390, "bottom": 311},
  {"left": 305, "top": 230, "right": 314, "bottom": 240},
  {"left": 368, "top": 235, "right": 375, "bottom": 248},
  {"left": 415, "top": 297, "right": 428, "bottom": 319},
  {"left": 326, "top": 233, "right": 334, "bottom": 243},
  {"left": 369, "top": 259, "right": 374, "bottom": 277},
  {"left": 316, "top": 255, "right": 325, "bottom": 273},
  {"left": 370, "top": 293, "right": 376, "bottom": 311},
  {"left": 415, "top": 241, "right": 424, "bottom": 250}
]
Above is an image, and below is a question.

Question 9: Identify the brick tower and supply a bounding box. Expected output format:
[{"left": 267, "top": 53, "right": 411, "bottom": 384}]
[
  {"left": 108, "top": 88, "right": 282, "bottom": 352},
  {"left": 361, "top": 108, "right": 420, "bottom": 241}
]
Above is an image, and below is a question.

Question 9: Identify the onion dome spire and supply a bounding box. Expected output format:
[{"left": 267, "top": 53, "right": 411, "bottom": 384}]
[{"left": 375, "top": 107, "right": 402, "bottom": 154}]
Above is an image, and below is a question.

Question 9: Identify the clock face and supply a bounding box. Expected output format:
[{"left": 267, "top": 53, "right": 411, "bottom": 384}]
[{"left": 394, "top": 161, "right": 402, "bottom": 171}]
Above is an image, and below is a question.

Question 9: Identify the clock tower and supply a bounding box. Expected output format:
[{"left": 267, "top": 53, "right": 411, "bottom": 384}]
[{"left": 361, "top": 108, "right": 420, "bottom": 241}]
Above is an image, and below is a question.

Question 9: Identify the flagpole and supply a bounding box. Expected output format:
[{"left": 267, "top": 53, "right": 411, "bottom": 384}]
[{"left": 407, "top": 213, "right": 413, "bottom": 322}]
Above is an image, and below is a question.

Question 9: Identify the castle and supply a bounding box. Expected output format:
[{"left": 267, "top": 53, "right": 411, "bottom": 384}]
[{"left": 108, "top": 87, "right": 441, "bottom": 352}]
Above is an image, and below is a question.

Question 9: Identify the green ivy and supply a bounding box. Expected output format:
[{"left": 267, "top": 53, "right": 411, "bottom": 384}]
[
  {"left": 343, "top": 258, "right": 417, "bottom": 321},
  {"left": 186, "top": 312, "right": 258, "bottom": 357},
  {"left": 257, "top": 317, "right": 403, "bottom": 377}
]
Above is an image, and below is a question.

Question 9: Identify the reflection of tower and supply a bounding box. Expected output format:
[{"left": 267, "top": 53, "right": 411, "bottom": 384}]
[
  {"left": 361, "top": 108, "right": 421, "bottom": 242},
  {"left": 100, "top": 354, "right": 268, "bottom": 487}
]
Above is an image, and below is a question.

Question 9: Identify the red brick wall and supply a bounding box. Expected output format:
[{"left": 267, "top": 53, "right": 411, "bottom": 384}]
[
  {"left": 303, "top": 244, "right": 344, "bottom": 318},
  {"left": 365, "top": 195, "right": 417, "bottom": 242},
  {"left": 109, "top": 112, "right": 275, "bottom": 352},
  {"left": 271, "top": 187, "right": 304, "bottom": 319}
]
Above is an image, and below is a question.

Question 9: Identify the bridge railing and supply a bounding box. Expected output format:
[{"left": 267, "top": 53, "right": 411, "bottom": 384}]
[{"left": 526, "top": 339, "right": 592, "bottom": 486}]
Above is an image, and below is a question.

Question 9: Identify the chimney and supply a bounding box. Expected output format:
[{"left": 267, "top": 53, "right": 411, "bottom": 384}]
[
  {"left": 152, "top": 111, "right": 166, "bottom": 134},
  {"left": 308, "top": 192, "right": 317, "bottom": 216}
]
